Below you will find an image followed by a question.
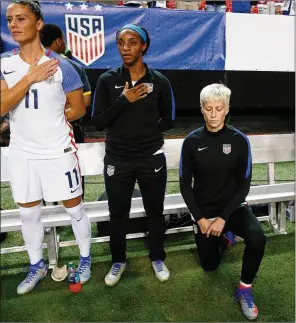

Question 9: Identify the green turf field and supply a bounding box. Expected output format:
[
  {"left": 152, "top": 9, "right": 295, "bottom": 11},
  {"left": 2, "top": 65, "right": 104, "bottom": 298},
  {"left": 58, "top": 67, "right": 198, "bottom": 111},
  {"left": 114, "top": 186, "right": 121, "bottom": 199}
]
[{"left": 1, "top": 163, "right": 295, "bottom": 322}]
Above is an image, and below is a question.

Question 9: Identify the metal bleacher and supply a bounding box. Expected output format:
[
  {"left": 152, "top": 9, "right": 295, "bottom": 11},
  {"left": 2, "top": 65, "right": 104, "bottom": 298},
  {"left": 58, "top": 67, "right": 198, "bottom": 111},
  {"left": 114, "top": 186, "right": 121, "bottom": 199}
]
[{"left": 1, "top": 133, "right": 295, "bottom": 267}]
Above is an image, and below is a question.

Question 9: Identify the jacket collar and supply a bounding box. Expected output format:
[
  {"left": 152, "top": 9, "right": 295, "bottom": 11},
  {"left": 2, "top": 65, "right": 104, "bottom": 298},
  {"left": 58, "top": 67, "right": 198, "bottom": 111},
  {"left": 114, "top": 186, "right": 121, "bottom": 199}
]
[{"left": 120, "top": 63, "right": 153, "bottom": 78}]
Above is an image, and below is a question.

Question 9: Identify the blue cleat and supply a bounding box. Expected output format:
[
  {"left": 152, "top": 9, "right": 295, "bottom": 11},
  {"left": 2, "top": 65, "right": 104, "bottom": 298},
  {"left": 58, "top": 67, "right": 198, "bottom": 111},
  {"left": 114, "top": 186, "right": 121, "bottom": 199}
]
[
  {"left": 78, "top": 255, "right": 91, "bottom": 284},
  {"left": 17, "top": 259, "right": 48, "bottom": 295},
  {"left": 224, "top": 231, "right": 238, "bottom": 246},
  {"left": 235, "top": 287, "right": 259, "bottom": 320}
]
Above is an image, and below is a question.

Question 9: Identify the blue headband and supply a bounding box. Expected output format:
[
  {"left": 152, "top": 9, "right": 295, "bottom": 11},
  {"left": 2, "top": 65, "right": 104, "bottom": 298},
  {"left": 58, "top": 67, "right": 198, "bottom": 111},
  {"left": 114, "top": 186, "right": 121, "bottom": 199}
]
[{"left": 118, "top": 24, "right": 147, "bottom": 43}]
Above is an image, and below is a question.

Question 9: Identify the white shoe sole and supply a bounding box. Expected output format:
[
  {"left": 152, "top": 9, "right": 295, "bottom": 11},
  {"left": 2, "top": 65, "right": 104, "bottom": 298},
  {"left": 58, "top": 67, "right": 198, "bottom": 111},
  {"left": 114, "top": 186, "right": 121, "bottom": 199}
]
[
  {"left": 105, "top": 273, "right": 124, "bottom": 287},
  {"left": 80, "top": 275, "right": 91, "bottom": 285},
  {"left": 156, "top": 275, "right": 170, "bottom": 282}
]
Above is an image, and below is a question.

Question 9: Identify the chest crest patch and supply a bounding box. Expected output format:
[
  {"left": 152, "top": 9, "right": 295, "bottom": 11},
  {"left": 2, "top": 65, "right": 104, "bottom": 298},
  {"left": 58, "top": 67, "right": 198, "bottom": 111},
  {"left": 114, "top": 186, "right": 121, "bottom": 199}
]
[{"left": 223, "top": 144, "right": 231, "bottom": 155}]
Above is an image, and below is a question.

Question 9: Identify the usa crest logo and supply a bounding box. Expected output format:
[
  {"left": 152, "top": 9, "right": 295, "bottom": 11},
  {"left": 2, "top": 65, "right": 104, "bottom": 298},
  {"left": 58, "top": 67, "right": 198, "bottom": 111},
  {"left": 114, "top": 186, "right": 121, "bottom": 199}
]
[
  {"left": 223, "top": 144, "right": 231, "bottom": 155},
  {"left": 107, "top": 165, "right": 115, "bottom": 176},
  {"left": 44, "top": 75, "right": 54, "bottom": 85},
  {"left": 65, "top": 14, "right": 105, "bottom": 66}
]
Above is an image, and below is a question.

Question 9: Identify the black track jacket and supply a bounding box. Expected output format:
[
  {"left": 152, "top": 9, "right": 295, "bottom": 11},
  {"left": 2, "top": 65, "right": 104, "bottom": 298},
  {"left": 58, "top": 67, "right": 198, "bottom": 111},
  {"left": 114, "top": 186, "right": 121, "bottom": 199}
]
[
  {"left": 179, "top": 125, "right": 252, "bottom": 222},
  {"left": 92, "top": 64, "right": 175, "bottom": 158}
]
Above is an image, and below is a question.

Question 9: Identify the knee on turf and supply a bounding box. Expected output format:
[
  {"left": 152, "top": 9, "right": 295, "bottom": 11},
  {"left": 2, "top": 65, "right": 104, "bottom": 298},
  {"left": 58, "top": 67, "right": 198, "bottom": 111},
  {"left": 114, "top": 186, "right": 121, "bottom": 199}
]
[{"left": 200, "top": 259, "right": 220, "bottom": 272}]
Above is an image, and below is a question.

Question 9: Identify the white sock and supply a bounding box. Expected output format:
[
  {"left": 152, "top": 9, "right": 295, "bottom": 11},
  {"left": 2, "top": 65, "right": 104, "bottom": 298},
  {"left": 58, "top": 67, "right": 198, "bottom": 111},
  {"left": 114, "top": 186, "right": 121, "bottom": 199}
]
[
  {"left": 65, "top": 202, "right": 91, "bottom": 257},
  {"left": 240, "top": 281, "right": 252, "bottom": 288},
  {"left": 19, "top": 203, "right": 44, "bottom": 265}
]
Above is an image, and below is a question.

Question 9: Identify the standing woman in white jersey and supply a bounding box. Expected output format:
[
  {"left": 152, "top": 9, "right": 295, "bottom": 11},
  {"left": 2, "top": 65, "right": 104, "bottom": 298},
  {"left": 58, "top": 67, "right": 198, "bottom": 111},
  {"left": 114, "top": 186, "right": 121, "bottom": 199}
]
[{"left": 0, "top": 1, "right": 92, "bottom": 295}]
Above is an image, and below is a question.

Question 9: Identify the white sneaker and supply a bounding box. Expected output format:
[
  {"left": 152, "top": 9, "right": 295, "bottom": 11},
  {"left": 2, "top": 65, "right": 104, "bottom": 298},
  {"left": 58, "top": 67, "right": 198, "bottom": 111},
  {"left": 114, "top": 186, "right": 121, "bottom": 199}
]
[
  {"left": 17, "top": 259, "right": 48, "bottom": 295},
  {"left": 104, "top": 262, "right": 126, "bottom": 286},
  {"left": 152, "top": 260, "right": 170, "bottom": 282}
]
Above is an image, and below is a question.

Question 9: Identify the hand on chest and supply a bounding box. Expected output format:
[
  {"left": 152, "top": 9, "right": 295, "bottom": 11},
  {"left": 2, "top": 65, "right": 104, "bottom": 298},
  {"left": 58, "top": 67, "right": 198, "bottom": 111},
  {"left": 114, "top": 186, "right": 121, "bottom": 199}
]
[
  {"left": 112, "top": 80, "right": 159, "bottom": 110},
  {"left": 5, "top": 67, "right": 61, "bottom": 90}
]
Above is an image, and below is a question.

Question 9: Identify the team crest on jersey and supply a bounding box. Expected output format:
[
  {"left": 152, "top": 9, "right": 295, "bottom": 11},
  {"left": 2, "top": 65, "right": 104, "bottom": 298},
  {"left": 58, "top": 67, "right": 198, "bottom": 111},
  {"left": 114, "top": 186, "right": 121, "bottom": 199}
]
[
  {"left": 44, "top": 75, "right": 55, "bottom": 85},
  {"left": 65, "top": 14, "right": 105, "bottom": 66},
  {"left": 107, "top": 165, "right": 115, "bottom": 176},
  {"left": 223, "top": 144, "right": 231, "bottom": 155}
]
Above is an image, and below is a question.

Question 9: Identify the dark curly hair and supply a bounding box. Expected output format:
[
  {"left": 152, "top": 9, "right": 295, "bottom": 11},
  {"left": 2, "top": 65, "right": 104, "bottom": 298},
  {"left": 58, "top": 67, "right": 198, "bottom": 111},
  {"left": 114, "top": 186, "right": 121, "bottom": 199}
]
[{"left": 40, "top": 24, "right": 63, "bottom": 47}]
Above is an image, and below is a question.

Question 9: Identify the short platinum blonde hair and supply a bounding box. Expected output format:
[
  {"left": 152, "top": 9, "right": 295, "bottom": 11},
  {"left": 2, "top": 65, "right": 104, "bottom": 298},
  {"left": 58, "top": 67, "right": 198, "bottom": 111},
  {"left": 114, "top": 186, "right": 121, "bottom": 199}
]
[{"left": 200, "top": 83, "right": 231, "bottom": 109}]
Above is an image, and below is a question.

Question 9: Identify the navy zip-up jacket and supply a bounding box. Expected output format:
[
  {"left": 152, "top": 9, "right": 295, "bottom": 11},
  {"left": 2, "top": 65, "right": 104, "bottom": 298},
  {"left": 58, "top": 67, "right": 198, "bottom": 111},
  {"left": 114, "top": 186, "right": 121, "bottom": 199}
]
[{"left": 179, "top": 125, "right": 252, "bottom": 222}]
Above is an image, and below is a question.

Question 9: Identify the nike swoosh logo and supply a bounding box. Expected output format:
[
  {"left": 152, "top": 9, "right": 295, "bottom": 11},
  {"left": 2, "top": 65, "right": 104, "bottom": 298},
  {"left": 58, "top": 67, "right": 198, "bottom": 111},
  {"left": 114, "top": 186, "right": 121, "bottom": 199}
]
[
  {"left": 71, "top": 187, "right": 79, "bottom": 193},
  {"left": 115, "top": 85, "right": 124, "bottom": 89},
  {"left": 198, "top": 147, "right": 207, "bottom": 151},
  {"left": 155, "top": 166, "right": 163, "bottom": 172},
  {"left": 3, "top": 70, "right": 15, "bottom": 75}
]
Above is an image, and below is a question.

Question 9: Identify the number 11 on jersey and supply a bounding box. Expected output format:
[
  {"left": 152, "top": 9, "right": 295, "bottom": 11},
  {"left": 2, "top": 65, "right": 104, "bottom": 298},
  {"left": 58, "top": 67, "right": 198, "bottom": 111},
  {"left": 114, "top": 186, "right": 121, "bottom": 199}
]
[
  {"left": 65, "top": 168, "right": 80, "bottom": 193},
  {"left": 25, "top": 89, "right": 38, "bottom": 109}
]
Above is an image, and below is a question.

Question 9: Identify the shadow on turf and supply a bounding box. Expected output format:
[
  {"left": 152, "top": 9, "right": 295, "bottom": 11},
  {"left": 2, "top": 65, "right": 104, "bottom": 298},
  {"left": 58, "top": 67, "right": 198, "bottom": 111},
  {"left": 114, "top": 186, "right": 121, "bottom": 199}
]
[{"left": 1, "top": 231, "right": 294, "bottom": 274}]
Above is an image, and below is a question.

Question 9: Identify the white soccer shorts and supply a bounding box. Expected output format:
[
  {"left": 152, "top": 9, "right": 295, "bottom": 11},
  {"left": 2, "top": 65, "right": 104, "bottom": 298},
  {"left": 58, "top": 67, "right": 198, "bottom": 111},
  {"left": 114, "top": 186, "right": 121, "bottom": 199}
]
[{"left": 8, "top": 153, "right": 83, "bottom": 203}]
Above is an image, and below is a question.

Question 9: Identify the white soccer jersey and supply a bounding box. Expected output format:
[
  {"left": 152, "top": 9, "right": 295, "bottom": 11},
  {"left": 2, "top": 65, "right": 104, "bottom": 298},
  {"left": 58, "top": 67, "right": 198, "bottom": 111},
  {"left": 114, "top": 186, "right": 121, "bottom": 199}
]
[{"left": 0, "top": 49, "right": 83, "bottom": 159}]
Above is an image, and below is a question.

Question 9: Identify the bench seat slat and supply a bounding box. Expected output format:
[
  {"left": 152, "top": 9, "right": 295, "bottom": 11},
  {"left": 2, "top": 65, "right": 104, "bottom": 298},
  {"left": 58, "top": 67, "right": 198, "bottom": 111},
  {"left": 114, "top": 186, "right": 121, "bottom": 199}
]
[{"left": 1, "top": 182, "right": 294, "bottom": 232}]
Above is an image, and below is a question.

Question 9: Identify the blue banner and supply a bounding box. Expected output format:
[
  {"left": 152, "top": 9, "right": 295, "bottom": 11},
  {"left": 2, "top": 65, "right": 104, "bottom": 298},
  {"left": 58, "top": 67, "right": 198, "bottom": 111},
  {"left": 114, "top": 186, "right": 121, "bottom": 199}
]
[{"left": 1, "top": 1, "right": 225, "bottom": 70}]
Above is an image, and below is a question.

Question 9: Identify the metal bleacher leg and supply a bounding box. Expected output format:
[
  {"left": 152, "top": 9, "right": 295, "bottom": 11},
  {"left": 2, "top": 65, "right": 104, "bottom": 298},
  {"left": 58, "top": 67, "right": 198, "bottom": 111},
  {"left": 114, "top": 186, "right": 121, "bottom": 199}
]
[
  {"left": 267, "top": 163, "right": 277, "bottom": 226},
  {"left": 44, "top": 227, "right": 58, "bottom": 268},
  {"left": 277, "top": 202, "right": 288, "bottom": 234},
  {"left": 269, "top": 203, "right": 277, "bottom": 226}
]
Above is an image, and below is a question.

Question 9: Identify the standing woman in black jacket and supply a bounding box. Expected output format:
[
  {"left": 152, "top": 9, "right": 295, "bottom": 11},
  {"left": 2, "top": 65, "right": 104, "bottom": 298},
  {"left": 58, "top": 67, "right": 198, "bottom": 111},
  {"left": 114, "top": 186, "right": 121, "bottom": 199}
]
[{"left": 92, "top": 24, "right": 175, "bottom": 286}]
